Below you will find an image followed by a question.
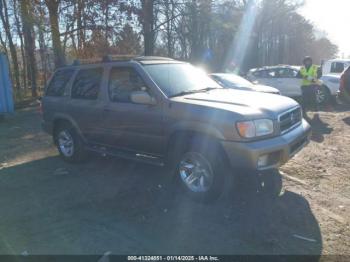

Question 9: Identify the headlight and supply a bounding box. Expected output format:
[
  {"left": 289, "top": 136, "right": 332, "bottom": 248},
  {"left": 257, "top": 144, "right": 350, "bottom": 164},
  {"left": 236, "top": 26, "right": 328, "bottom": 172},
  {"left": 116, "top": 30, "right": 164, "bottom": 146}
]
[{"left": 236, "top": 119, "right": 274, "bottom": 138}]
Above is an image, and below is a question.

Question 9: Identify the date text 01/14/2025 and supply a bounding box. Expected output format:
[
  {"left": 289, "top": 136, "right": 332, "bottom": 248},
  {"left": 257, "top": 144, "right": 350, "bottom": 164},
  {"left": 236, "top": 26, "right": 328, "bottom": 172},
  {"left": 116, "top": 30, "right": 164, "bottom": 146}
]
[{"left": 127, "top": 256, "right": 219, "bottom": 261}]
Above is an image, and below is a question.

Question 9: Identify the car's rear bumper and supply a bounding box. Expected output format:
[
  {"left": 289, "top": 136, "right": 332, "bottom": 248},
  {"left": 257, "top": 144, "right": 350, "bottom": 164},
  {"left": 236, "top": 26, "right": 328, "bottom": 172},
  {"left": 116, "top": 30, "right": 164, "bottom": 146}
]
[{"left": 221, "top": 119, "right": 312, "bottom": 171}]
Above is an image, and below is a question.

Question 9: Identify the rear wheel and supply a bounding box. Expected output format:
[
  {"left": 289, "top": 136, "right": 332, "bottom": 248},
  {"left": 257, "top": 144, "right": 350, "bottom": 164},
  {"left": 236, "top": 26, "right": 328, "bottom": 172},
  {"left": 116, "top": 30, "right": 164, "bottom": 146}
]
[
  {"left": 315, "top": 85, "right": 330, "bottom": 106},
  {"left": 54, "top": 123, "right": 87, "bottom": 163}
]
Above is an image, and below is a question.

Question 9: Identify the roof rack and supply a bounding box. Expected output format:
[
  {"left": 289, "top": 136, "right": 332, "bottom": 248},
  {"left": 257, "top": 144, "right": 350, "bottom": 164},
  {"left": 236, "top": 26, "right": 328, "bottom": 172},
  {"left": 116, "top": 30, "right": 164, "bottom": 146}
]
[
  {"left": 68, "top": 55, "right": 174, "bottom": 67},
  {"left": 134, "top": 56, "right": 174, "bottom": 61}
]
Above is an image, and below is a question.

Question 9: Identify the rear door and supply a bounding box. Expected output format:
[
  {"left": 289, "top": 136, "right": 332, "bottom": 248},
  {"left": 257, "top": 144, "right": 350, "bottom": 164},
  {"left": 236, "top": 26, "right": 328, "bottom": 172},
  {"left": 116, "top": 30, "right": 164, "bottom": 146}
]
[
  {"left": 274, "top": 68, "right": 301, "bottom": 97},
  {"left": 253, "top": 69, "right": 288, "bottom": 95},
  {"left": 42, "top": 68, "right": 75, "bottom": 124},
  {"left": 96, "top": 65, "right": 164, "bottom": 155},
  {"left": 64, "top": 66, "right": 106, "bottom": 141},
  {"left": 252, "top": 69, "right": 274, "bottom": 86}
]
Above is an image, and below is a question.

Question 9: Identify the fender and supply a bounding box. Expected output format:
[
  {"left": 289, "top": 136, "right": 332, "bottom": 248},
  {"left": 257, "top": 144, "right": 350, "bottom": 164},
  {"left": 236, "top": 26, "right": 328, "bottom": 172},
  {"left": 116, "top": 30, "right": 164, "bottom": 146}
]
[
  {"left": 167, "top": 120, "right": 225, "bottom": 142},
  {"left": 52, "top": 113, "right": 87, "bottom": 142}
]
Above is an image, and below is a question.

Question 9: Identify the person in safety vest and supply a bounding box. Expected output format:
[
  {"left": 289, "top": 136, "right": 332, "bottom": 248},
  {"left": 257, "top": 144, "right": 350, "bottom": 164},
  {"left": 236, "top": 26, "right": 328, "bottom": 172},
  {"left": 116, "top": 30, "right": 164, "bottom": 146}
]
[{"left": 298, "top": 56, "right": 319, "bottom": 111}]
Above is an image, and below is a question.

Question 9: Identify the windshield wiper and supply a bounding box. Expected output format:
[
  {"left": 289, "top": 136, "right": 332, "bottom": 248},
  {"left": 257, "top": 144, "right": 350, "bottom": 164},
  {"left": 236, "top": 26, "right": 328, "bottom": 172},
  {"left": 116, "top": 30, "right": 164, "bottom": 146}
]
[{"left": 169, "top": 87, "right": 220, "bottom": 98}]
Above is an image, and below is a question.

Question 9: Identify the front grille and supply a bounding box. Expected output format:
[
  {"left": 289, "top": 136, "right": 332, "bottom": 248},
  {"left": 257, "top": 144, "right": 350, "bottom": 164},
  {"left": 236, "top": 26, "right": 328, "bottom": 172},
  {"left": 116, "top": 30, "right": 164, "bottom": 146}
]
[{"left": 279, "top": 107, "right": 302, "bottom": 134}]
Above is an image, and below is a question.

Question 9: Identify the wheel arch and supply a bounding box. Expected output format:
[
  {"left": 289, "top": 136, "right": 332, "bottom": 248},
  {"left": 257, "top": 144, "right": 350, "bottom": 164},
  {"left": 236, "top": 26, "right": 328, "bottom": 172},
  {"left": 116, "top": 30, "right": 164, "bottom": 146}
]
[
  {"left": 166, "top": 126, "right": 227, "bottom": 163},
  {"left": 52, "top": 115, "right": 85, "bottom": 144}
]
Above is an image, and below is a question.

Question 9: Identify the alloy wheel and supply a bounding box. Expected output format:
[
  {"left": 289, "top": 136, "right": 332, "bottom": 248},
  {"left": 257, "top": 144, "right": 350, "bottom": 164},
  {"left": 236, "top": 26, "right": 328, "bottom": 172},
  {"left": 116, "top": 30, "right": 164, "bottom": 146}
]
[
  {"left": 179, "top": 152, "right": 214, "bottom": 193},
  {"left": 58, "top": 130, "right": 74, "bottom": 157}
]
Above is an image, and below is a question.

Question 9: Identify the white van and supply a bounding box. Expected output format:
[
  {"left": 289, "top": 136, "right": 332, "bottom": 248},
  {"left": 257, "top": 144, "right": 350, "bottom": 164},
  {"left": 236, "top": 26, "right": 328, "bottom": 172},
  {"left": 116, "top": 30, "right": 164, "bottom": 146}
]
[{"left": 322, "top": 59, "right": 350, "bottom": 75}]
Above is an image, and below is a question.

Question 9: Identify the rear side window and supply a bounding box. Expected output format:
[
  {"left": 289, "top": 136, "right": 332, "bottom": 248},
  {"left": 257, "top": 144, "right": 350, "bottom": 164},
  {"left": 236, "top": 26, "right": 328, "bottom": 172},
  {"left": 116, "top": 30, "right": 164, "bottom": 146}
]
[
  {"left": 253, "top": 70, "right": 269, "bottom": 78},
  {"left": 252, "top": 70, "right": 262, "bottom": 77},
  {"left": 267, "top": 69, "right": 277, "bottom": 78},
  {"left": 331, "top": 62, "right": 344, "bottom": 73},
  {"left": 71, "top": 67, "right": 103, "bottom": 100},
  {"left": 46, "top": 69, "right": 74, "bottom": 96},
  {"left": 277, "top": 68, "right": 297, "bottom": 78}
]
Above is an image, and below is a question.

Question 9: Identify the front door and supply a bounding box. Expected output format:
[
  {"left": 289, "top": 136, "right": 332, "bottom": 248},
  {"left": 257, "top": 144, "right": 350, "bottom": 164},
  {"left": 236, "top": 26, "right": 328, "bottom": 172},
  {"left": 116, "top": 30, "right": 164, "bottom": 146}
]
[{"left": 98, "top": 66, "right": 165, "bottom": 156}]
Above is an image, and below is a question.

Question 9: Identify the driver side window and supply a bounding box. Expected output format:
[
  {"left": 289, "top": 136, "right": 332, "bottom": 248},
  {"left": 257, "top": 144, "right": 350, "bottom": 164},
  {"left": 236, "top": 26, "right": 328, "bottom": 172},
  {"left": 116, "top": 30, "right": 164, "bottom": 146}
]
[{"left": 108, "top": 67, "right": 147, "bottom": 103}]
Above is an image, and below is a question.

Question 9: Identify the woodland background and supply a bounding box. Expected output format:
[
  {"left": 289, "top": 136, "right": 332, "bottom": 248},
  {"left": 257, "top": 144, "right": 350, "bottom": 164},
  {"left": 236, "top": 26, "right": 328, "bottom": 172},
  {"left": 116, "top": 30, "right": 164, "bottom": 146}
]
[{"left": 0, "top": 0, "right": 339, "bottom": 99}]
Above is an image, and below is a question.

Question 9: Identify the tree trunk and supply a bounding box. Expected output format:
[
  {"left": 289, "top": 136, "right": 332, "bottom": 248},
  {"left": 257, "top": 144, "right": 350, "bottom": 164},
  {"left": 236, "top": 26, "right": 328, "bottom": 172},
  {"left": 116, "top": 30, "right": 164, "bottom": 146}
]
[
  {"left": 45, "top": 0, "right": 66, "bottom": 68},
  {"left": 142, "top": 0, "right": 155, "bottom": 56},
  {"left": 77, "top": 0, "right": 85, "bottom": 56},
  {"left": 20, "top": 0, "right": 38, "bottom": 97},
  {"left": 36, "top": 1, "right": 49, "bottom": 89},
  {"left": 105, "top": 0, "right": 110, "bottom": 53},
  {"left": 13, "top": 0, "right": 27, "bottom": 90}
]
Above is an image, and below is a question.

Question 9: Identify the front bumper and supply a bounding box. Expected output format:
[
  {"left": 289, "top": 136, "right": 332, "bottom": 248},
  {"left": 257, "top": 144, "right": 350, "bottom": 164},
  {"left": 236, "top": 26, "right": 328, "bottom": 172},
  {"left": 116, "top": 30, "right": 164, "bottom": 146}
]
[{"left": 221, "top": 119, "right": 312, "bottom": 171}]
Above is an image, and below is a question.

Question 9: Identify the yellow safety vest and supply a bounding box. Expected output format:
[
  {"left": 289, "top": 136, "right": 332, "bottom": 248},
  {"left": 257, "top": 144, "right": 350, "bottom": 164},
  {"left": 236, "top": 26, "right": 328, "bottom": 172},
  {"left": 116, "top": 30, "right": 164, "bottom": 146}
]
[{"left": 300, "top": 65, "right": 318, "bottom": 86}]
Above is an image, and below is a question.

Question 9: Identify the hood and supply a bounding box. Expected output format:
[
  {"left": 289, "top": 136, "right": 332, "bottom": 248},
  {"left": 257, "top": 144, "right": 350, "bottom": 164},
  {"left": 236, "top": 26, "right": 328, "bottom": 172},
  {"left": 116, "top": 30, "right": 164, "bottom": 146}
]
[
  {"left": 252, "top": 84, "right": 280, "bottom": 94},
  {"left": 170, "top": 89, "right": 299, "bottom": 119}
]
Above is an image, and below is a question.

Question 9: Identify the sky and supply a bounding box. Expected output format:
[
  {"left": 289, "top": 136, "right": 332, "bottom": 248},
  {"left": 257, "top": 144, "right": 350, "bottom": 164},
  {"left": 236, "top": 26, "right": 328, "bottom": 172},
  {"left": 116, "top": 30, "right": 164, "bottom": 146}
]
[{"left": 299, "top": 0, "right": 350, "bottom": 58}]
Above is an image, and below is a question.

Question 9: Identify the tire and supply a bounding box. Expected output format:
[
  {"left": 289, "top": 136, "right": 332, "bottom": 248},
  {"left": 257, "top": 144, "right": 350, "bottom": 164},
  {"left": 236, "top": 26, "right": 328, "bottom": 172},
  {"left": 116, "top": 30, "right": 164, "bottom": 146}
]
[
  {"left": 258, "top": 169, "right": 283, "bottom": 198},
  {"left": 54, "top": 123, "right": 87, "bottom": 163},
  {"left": 315, "top": 85, "right": 330, "bottom": 106},
  {"left": 170, "top": 137, "right": 231, "bottom": 202}
]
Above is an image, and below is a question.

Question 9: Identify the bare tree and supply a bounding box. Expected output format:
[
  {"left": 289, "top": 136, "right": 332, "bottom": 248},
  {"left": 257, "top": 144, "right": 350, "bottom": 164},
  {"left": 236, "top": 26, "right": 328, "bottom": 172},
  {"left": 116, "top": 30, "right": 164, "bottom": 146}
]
[
  {"left": 141, "top": 0, "right": 155, "bottom": 55},
  {"left": 45, "top": 0, "right": 66, "bottom": 67},
  {"left": 20, "top": 0, "right": 38, "bottom": 97},
  {"left": 12, "top": 0, "right": 27, "bottom": 90}
]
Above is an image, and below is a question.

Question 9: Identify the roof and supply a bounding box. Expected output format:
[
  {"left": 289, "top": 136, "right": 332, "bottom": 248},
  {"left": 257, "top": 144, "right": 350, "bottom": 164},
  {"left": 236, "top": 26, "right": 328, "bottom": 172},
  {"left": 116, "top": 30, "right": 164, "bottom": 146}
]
[
  {"left": 64, "top": 55, "right": 177, "bottom": 68},
  {"left": 325, "top": 59, "right": 350, "bottom": 63},
  {"left": 249, "top": 65, "right": 300, "bottom": 72}
]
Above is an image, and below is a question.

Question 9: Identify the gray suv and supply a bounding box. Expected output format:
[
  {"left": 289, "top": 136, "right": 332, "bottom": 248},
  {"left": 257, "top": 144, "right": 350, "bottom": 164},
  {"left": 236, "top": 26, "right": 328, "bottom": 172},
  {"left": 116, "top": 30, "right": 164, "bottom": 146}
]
[{"left": 42, "top": 56, "right": 311, "bottom": 201}]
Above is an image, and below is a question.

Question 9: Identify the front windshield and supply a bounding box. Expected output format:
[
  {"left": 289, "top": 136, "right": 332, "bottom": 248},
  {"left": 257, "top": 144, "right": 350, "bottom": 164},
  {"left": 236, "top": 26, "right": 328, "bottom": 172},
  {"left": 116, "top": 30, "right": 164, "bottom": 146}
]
[
  {"left": 144, "top": 63, "right": 222, "bottom": 97},
  {"left": 218, "top": 74, "right": 254, "bottom": 88}
]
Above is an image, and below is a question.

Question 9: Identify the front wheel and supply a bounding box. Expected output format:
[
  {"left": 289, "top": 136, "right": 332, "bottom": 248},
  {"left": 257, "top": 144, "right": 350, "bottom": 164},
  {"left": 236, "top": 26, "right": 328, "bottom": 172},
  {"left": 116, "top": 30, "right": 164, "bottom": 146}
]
[
  {"left": 258, "top": 169, "right": 283, "bottom": 198},
  {"left": 172, "top": 139, "right": 231, "bottom": 202}
]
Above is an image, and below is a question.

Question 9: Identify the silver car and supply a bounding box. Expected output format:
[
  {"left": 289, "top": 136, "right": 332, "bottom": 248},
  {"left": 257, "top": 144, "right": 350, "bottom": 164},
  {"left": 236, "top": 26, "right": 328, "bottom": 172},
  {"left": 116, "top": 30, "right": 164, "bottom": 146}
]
[{"left": 210, "top": 73, "right": 280, "bottom": 95}]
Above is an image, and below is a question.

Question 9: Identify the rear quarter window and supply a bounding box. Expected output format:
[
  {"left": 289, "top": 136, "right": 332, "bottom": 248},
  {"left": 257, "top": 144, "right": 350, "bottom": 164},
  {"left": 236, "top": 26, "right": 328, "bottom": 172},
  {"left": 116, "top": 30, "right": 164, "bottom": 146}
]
[
  {"left": 71, "top": 67, "right": 103, "bottom": 100},
  {"left": 46, "top": 69, "right": 75, "bottom": 96}
]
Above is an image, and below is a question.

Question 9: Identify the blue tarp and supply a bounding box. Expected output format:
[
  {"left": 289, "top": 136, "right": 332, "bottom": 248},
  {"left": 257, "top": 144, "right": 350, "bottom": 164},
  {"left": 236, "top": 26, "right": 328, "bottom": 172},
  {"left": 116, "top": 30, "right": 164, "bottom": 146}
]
[{"left": 0, "top": 53, "right": 14, "bottom": 113}]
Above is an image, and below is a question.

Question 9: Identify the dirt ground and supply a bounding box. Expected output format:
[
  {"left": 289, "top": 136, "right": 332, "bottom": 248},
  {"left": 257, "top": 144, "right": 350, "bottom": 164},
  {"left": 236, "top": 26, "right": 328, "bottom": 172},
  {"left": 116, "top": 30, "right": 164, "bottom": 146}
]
[{"left": 0, "top": 101, "right": 349, "bottom": 256}]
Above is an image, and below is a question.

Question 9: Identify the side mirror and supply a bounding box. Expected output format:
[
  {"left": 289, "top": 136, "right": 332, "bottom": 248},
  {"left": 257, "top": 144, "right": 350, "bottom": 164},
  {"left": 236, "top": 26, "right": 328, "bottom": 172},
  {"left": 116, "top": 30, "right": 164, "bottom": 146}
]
[{"left": 130, "top": 91, "right": 156, "bottom": 105}]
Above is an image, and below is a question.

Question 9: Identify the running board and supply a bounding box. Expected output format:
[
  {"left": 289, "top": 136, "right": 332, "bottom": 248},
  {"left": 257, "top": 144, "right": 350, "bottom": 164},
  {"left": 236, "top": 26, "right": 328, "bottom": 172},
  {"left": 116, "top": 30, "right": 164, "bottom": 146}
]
[{"left": 86, "top": 145, "right": 165, "bottom": 167}]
